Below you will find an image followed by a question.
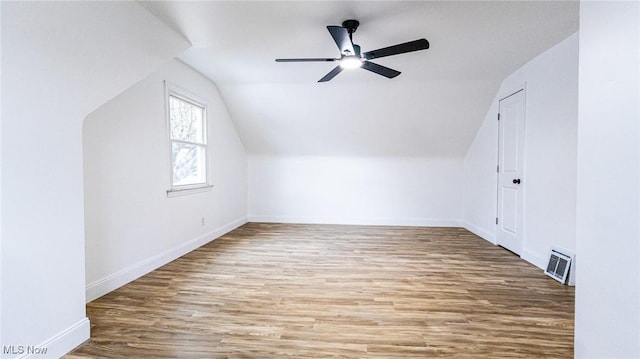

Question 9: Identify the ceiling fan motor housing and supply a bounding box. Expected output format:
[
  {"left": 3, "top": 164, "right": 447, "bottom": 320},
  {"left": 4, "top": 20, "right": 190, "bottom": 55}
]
[{"left": 342, "top": 19, "right": 360, "bottom": 34}]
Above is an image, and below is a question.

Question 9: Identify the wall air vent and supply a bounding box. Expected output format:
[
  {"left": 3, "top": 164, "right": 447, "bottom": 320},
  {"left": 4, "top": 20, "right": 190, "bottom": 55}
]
[{"left": 545, "top": 248, "right": 573, "bottom": 284}]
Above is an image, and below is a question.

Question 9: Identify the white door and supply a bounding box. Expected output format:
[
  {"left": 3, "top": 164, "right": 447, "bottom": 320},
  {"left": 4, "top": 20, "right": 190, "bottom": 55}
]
[{"left": 496, "top": 90, "right": 526, "bottom": 254}]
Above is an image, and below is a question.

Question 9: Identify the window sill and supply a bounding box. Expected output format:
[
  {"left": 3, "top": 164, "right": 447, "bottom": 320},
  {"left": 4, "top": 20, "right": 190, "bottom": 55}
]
[{"left": 166, "top": 185, "right": 213, "bottom": 198}]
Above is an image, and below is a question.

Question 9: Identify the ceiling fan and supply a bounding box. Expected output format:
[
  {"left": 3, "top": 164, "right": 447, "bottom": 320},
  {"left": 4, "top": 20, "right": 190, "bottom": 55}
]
[{"left": 275, "top": 19, "right": 430, "bottom": 82}]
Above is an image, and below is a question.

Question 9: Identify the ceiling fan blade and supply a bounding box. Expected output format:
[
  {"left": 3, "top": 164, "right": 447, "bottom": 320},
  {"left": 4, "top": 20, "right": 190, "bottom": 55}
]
[
  {"left": 276, "top": 58, "right": 338, "bottom": 62},
  {"left": 318, "top": 65, "right": 344, "bottom": 82},
  {"left": 327, "top": 26, "right": 355, "bottom": 55},
  {"left": 361, "top": 61, "right": 401, "bottom": 79},
  {"left": 363, "top": 39, "right": 430, "bottom": 60}
]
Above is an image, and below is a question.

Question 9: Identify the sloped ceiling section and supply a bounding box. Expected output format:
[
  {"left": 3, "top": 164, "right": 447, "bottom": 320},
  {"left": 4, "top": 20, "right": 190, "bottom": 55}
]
[{"left": 141, "top": 1, "right": 578, "bottom": 157}]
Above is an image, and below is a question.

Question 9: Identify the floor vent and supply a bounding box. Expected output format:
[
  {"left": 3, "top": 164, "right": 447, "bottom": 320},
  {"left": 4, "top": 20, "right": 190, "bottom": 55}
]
[{"left": 545, "top": 248, "right": 572, "bottom": 284}]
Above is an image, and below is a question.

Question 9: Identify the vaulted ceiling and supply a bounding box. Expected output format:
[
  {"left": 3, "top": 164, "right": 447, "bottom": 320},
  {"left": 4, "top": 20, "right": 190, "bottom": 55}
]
[{"left": 141, "top": 1, "right": 579, "bottom": 157}]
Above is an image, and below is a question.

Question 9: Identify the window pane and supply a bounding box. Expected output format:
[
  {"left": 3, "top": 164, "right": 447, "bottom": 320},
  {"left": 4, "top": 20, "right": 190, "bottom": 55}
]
[
  {"left": 169, "top": 96, "right": 205, "bottom": 143},
  {"left": 172, "top": 142, "right": 206, "bottom": 186}
]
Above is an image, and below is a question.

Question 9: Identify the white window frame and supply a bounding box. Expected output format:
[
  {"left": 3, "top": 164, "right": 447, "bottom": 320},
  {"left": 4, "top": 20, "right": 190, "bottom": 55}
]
[{"left": 165, "top": 82, "right": 213, "bottom": 197}]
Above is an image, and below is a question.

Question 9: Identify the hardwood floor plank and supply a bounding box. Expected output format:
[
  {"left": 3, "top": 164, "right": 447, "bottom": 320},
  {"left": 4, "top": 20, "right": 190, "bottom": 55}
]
[{"left": 67, "top": 223, "right": 574, "bottom": 358}]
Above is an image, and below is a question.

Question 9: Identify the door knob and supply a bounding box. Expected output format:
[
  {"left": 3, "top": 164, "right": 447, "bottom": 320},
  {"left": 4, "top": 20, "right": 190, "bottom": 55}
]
[{"left": 513, "top": 178, "right": 521, "bottom": 184}]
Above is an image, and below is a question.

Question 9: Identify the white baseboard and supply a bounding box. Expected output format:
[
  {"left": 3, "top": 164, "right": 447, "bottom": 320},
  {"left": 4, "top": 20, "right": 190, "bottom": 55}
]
[
  {"left": 462, "top": 224, "right": 577, "bottom": 285},
  {"left": 86, "top": 216, "right": 247, "bottom": 302},
  {"left": 461, "top": 221, "right": 496, "bottom": 244},
  {"left": 14, "top": 317, "right": 90, "bottom": 359},
  {"left": 461, "top": 223, "right": 547, "bottom": 271},
  {"left": 521, "top": 248, "right": 547, "bottom": 271},
  {"left": 248, "top": 215, "right": 461, "bottom": 227}
]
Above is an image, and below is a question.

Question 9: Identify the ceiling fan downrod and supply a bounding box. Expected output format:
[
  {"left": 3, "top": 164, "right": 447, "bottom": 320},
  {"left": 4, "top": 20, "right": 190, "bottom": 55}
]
[{"left": 342, "top": 19, "right": 360, "bottom": 42}]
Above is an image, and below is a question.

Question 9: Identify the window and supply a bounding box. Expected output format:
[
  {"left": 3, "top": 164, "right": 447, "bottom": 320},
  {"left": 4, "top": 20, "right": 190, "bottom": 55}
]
[{"left": 166, "top": 83, "right": 210, "bottom": 195}]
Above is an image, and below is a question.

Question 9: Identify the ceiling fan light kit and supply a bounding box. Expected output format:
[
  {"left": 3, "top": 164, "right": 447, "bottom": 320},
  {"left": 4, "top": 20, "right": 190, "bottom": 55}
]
[
  {"left": 340, "top": 56, "right": 363, "bottom": 69},
  {"left": 276, "top": 19, "right": 429, "bottom": 82}
]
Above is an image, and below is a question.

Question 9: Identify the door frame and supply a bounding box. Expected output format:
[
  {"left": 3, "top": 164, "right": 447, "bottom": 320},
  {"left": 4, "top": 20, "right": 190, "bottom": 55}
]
[{"left": 495, "top": 85, "right": 527, "bottom": 253}]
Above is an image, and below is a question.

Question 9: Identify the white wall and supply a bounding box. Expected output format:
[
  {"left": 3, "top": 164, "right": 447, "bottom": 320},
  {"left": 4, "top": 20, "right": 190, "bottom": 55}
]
[
  {"left": 0, "top": 2, "right": 3, "bottom": 349},
  {"left": 249, "top": 156, "right": 462, "bottom": 226},
  {"left": 83, "top": 59, "right": 247, "bottom": 301},
  {"left": 463, "top": 33, "right": 579, "bottom": 271},
  {"left": 1, "top": 2, "right": 189, "bottom": 357},
  {"left": 574, "top": 1, "right": 640, "bottom": 357}
]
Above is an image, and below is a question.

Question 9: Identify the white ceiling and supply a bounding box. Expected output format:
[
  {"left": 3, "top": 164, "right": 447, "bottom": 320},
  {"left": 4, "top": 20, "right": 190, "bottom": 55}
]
[{"left": 141, "top": 1, "right": 579, "bottom": 157}]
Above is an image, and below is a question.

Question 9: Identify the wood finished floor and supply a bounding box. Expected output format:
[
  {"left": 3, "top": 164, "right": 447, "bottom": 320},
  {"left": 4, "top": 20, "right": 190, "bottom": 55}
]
[{"left": 67, "top": 223, "right": 574, "bottom": 358}]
